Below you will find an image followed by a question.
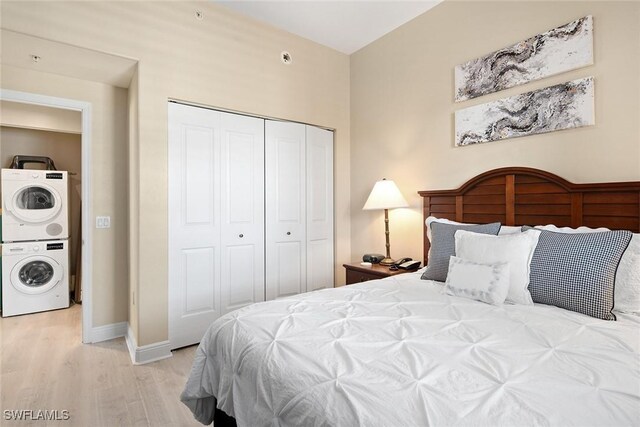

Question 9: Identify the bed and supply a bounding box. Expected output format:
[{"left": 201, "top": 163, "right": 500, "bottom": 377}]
[{"left": 181, "top": 167, "right": 640, "bottom": 426}]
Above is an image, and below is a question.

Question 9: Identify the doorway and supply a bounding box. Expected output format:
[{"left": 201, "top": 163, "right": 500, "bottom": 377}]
[{"left": 0, "top": 89, "right": 93, "bottom": 343}]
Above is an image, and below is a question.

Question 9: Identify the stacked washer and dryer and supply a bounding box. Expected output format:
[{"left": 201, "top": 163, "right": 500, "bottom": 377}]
[{"left": 1, "top": 168, "right": 70, "bottom": 316}]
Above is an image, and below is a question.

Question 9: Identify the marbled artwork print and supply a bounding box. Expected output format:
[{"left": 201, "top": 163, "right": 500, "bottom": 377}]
[
  {"left": 455, "top": 77, "right": 594, "bottom": 146},
  {"left": 455, "top": 16, "right": 593, "bottom": 102}
]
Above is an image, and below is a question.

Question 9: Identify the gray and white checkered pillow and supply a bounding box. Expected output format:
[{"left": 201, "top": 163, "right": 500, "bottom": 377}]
[
  {"left": 528, "top": 229, "right": 632, "bottom": 320},
  {"left": 421, "top": 221, "right": 501, "bottom": 282}
]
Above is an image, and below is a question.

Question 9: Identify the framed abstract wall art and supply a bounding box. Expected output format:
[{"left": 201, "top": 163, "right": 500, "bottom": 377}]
[
  {"left": 455, "top": 16, "right": 593, "bottom": 102},
  {"left": 455, "top": 77, "right": 594, "bottom": 146}
]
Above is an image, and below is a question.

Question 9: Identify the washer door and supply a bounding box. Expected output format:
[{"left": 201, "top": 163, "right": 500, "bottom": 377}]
[
  {"left": 10, "top": 256, "right": 62, "bottom": 295},
  {"left": 8, "top": 183, "right": 62, "bottom": 224}
]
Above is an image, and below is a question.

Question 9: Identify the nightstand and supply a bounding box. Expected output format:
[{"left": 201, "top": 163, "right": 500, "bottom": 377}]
[{"left": 343, "top": 262, "right": 410, "bottom": 285}]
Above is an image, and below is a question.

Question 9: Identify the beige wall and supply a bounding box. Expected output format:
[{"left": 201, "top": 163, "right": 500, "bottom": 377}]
[
  {"left": 0, "top": 101, "right": 81, "bottom": 134},
  {"left": 0, "top": 127, "right": 81, "bottom": 173},
  {"left": 350, "top": 1, "right": 640, "bottom": 263},
  {"left": 0, "top": 126, "right": 83, "bottom": 280},
  {"left": 0, "top": 67, "right": 130, "bottom": 327},
  {"left": 1, "top": 1, "right": 351, "bottom": 345},
  {"left": 9, "top": 1, "right": 632, "bottom": 346}
]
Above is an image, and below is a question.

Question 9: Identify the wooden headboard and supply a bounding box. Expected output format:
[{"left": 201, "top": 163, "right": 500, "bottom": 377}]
[{"left": 418, "top": 167, "right": 640, "bottom": 266}]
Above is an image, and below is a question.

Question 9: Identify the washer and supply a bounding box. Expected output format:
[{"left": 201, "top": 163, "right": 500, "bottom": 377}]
[
  {"left": 1, "top": 169, "right": 69, "bottom": 242},
  {"left": 2, "top": 240, "right": 69, "bottom": 316}
]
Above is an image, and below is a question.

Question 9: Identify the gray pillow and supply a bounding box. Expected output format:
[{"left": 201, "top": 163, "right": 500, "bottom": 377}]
[
  {"left": 527, "top": 229, "right": 632, "bottom": 320},
  {"left": 421, "top": 221, "right": 501, "bottom": 282}
]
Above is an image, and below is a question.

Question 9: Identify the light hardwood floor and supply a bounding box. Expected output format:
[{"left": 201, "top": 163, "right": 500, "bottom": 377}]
[{"left": 0, "top": 303, "right": 203, "bottom": 426}]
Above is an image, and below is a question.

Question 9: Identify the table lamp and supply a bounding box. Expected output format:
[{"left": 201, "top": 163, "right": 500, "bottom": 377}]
[{"left": 362, "top": 178, "right": 408, "bottom": 266}]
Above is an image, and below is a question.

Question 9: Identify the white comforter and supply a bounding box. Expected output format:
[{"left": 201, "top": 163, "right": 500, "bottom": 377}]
[{"left": 181, "top": 271, "right": 640, "bottom": 426}]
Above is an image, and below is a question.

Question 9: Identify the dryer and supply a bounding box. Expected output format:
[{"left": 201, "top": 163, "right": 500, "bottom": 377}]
[
  {"left": 2, "top": 239, "right": 69, "bottom": 316},
  {"left": 1, "top": 169, "right": 69, "bottom": 242}
]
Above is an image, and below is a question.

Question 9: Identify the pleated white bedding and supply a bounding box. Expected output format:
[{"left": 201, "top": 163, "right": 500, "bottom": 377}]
[{"left": 181, "top": 271, "right": 640, "bottom": 426}]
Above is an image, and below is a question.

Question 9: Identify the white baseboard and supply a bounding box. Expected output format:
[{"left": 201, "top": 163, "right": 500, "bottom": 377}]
[
  {"left": 125, "top": 324, "right": 172, "bottom": 365},
  {"left": 91, "top": 321, "right": 127, "bottom": 343},
  {"left": 125, "top": 324, "right": 137, "bottom": 363}
]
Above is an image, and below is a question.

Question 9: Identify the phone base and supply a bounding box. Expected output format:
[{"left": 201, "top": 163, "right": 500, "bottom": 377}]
[{"left": 379, "top": 257, "right": 395, "bottom": 266}]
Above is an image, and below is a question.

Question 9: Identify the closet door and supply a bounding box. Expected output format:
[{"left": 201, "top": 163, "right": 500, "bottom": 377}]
[
  {"left": 168, "top": 103, "right": 222, "bottom": 349},
  {"left": 168, "top": 103, "right": 265, "bottom": 349},
  {"left": 219, "top": 113, "right": 265, "bottom": 314},
  {"left": 265, "top": 120, "right": 307, "bottom": 300},
  {"left": 306, "top": 126, "right": 334, "bottom": 291}
]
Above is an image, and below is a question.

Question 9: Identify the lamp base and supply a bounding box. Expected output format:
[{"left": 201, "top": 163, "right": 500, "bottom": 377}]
[{"left": 379, "top": 257, "right": 395, "bottom": 266}]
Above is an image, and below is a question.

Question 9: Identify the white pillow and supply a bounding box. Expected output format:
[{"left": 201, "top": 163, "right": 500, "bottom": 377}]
[
  {"left": 616, "top": 234, "right": 640, "bottom": 315},
  {"left": 534, "top": 224, "right": 610, "bottom": 233},
  {"left": 534, "top": 224, "right": 639, "bottom": 315},
  {"left": 444, "top": 256, "right": 510, "bottom": 305},
  {"left": 498, "top": 226, "right": 523, "bottom": 235},
  {"left": 455, "top": 229, "right": 541, "bottom": 305}
]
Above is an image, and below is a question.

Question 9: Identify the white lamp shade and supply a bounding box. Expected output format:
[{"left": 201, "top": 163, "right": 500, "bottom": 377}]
[{"left": 362, "top": 179, "right": 409, "bottom": 210}]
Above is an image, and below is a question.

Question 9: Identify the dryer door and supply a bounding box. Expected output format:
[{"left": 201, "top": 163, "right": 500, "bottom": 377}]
[
  {"left": 10, "top": 256, "right": 62, "bottom": 295},
  {"left": 8, "top": 183, "right": 62, "bottom": 223}
]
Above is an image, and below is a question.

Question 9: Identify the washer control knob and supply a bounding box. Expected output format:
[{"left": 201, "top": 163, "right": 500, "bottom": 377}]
[
  {"left": 32, "top": 173, "right": 39, "bottom": 178},
  {"left": 32, "top": 245, "right": 40, "bottom": 252}
]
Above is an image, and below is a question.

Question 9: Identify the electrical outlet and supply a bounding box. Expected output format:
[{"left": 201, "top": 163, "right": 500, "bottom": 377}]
[{"left": 96, "top": 216, "right": 111, "bottom": 229}]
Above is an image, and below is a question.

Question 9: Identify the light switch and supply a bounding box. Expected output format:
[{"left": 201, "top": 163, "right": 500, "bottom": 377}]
[{"left": 96, "top": 216, "right": 111, "bottom": 229}]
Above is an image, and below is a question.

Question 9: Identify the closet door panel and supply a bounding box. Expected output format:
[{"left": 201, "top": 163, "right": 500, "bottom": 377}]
[
  {"left": 183, "top": 247, "right": 216, "bottom": 314},
  {"left": 306, "top": 126, "right": 334, "bottom": 291},
  {"left": 220, "top": 112, "right": 265, "bottom": 314},
  {"left": 226, "top": 245, "right": 257, "bottom": 307},
  {"left": 265, "top": 120, "right": 306, "bottom": 300},
  {"left": 276, "top": 242, "right": 304, "bottom": 296},
  {"left": 168, "top": 103, "right": 222, "bottom": 350},
  {"left": 307, "top": 238, "right": 331, "bottom": 291},
  {"left": 183, "top": 127, "right": 214, "bottom": 225}
]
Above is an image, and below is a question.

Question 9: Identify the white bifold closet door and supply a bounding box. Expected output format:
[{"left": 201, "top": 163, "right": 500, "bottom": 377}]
[
  {"left": 305, "top": 125, "right": 334, "bottom": 292},
  {"left": 168, "top": 103, "right": 264, "bottom": 350},
  {"left": 265, "top": 120, "right": 334, "bottom": 300}
]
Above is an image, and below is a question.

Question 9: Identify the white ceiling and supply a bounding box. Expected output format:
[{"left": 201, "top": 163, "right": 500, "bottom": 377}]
[{"left": 215, "top": 1, "right": 442, "bottom": 55}]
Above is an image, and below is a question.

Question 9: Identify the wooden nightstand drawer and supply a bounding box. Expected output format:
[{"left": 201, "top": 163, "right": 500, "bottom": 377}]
[
  {"left": 346, "top": 269, "right": 381, "bottom": 285},
  {"left": 343, "top": 262, "right": 410, "bottom": 285}
]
